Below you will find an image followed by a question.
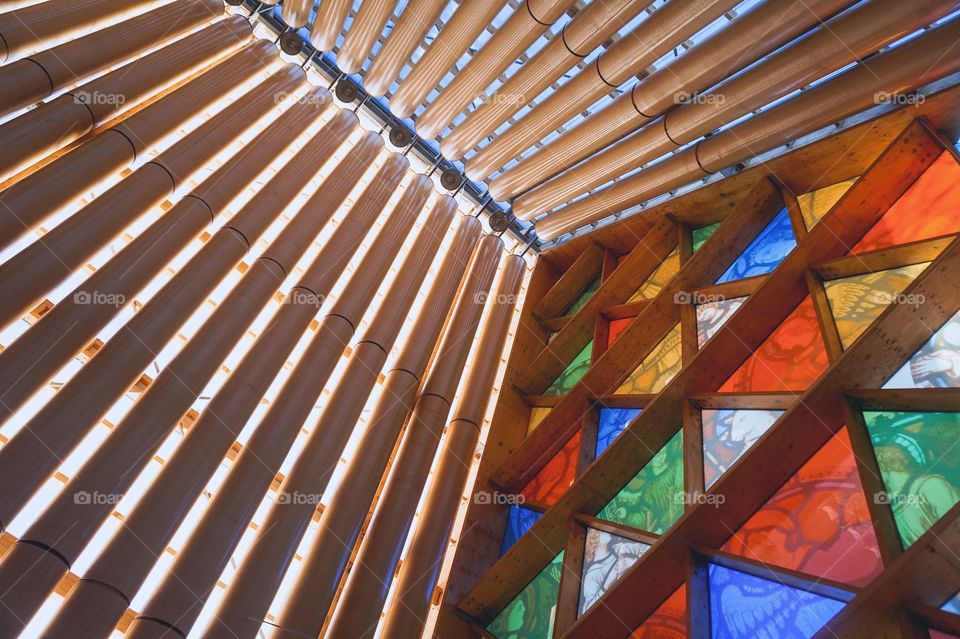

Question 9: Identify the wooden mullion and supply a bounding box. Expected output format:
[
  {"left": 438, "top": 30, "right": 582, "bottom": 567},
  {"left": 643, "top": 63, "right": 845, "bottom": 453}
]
[
  {"left": 577, "top": 405, "right": 599, "bottom": 474},
  {"left": 690, "top": 392, "right": 800, "bottom": 410},
  {"left": 778, "top": 178, "right": 809, "bottom": 242},
  {"left": 812, "top": 234, "right": 956, "bottom": 280},
  {"left": 541, "top": 315, "right": 571, "bottom": 332},
  {"left": 686, "top": 551, "right": 712, "bottom": 639},
  {"left": 682, "top": 399, "right": 705, "bottom": 508},
  {"left": 908, "top": 602, "right": 960, "bottom": 636},
  {"left": 571, "top": 513, "right": 660, "bottom": 546},
  {"left": 692, "top": 274, "right": 766, "bottom": 301},
  {"left": 600, "top": 248, "right": 618, "bottom": 282},
  {"left": 680, "top": 299, "right": 698, "bottom": 364},
  {"left": 918, "top": 115, "right": 960, "bottom": 165},
  {"left": 805, "top": 268, "right": 846, "bottom": 362},
  {"left": 679, "top": 221, "right": 695, "bottom": 265},
  {"left": 533, "top": 242, "right": 604, "bottom": 322},
  {"left": 554, "top": 517, "right": 587, "bottom": 636},
  {"left": 840, "top": 398, "right": 905, "bottom": 566},
  {"left": 595, "top": 394, "right": 655, "bottom": 409},
  {"left": 846, "top": 388, "right": 960, "bottom": 412},
  {"left": 522, "top": 395, "right": 563, "bottom": 408},
  {"left": 602, "top": 299, "right": 652, "bottom": 320}
]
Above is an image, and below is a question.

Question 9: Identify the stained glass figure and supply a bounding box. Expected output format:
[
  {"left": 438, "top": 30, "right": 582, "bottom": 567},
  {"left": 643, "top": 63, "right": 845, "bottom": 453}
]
[
  {"left": 720, "top": 296, "right": 829, "bottom": 392},
  {"left": 521, "top": 430, "right": 582, "bottom": 506},
  {"left": 487, "top": 552, "right": 563, "bottom": 639},
  {"left": 596, "top": 408, "right": 642, "bottom": 458},
  {"left": 708, "top": 563, "right": 845, "bottom": 639},
  {"left": 697, "top": 296, "right": 748, "bottom": 347},
  {"left": 545, "top": 341, "right": 593, "bottom": 395},
  {"left": 579, "top": 528, "right": 650, "bottom": 615},
  {"left": 716, "top": 208, "right": 797, "bottom": 284},
  {"left": 501, "top": 505, "right": 542, "bottom": 555},
  {"left": 608, "top": 317, "right": 634, "bottom": 348},
  {"left": 565, "top": 276, "right": 600, "bottom": 316},
  {"left": 693, "top": 222, "right": 721, "bottom": 253},
  {"left": 597, "top": 430, "right": 684, "bottom": 534},
  {"left": 528, "top": 407, "right": 552, "bottom": 434},
  {"left": 723, "top": 428, "right": 883, "bottom": 587},
  {"left": 616, "top": 324, "right": 682, "bottom": 394},
  {"left": 796, "top": 179, "right": 857, "bottom": 231},
  {"left": 629, "top": 248, "right": 680, "bottom": 302},
  {"left": 702, "top": 409, "right": 783, "bottom": 488},
  {"left": 853, "top": 151, "right": 960, "bottom": 252},
  {"left": 884, "top": 309, "right": 960, "bottom": 388},
  {"left": 632, "top": 585, "right": 686, "bottom": 638},
  {"left": 865, "top": 411, "right": 960, "bottom": 547},
  {"left": 824, "top": 263, "right": 929, "bottom": 349}
]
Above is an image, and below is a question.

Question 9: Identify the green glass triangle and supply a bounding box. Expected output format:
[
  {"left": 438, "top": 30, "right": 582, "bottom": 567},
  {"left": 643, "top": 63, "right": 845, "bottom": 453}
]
[
  {"left": 544, "top": 340, "right": 592, "bottom": 396},
  {"left": 487, "top": 552, "right": 564, "bottom": 639},
  {"left": 865, "top": 410, "right": 960, "bottom": 548},
  {"left": 824, "top": 263, "right": 928, "bottom": 349},
  {"left": 564, "top": 276, "right": 600, "bottom": 316},
  {"left": 692, "top": 222, "right": 721, "bottom": 253},
  {"left": 596, "top": 429, "right": 684, "bottom": 534}
]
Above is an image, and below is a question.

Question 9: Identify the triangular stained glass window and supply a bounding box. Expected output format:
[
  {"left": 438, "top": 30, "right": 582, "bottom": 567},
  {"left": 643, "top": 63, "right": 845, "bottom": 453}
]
[
  {"left": 608, "top": 317, "right": 633, "bottom": 348},
  {"left": 487, "top": 552, "right": 563, "bottom": 639},
  {"left": 629, "top": 248, "right": 680, "bottom": 302},
  {"left": 596, "top": 407, "right": 642, "bottom": 458},
  {"left": 884, "top": 308, "right": 960, "bottom": 389},
  {"left": 597, "top": 430, "right": 684, "bottom": 534},
  {"left": 579, "top": 528, "right": 650, "bottom": 615},
  {"left": 722, "top": 427, "right": 883, "bottom": 587},
  {"left": 719, "top": 296, "right": 829, "bottom": 393},
  {"left": 564, "top": 276, "right": 600, "bottom": 316},
  {"left": 616, "top": 324, "right": 682, "bottom": 395},
  {"left": 865, "top": 410, "right": 960, "bottom": 547},
  {"left": 544, "top": 340, "right": 592, "bottom": 395},
  {"left": 696, "top": 296, "right": 747, "bottom": 347},
  {"left": 693, "top": 222, "right": 721, "bottom": 253},
  {"left": 824, "top": 263, "right": 928, "bottom": 349},
  {"left": 702, "top": 409, "right": 782, "bottom": 489},
  {"left": 632, "top": 585, "right": 686, "bottom": 638},
  {"left": 853, "top": 151, "right": 960, "bottom": 253},
  {"left": 527, "top": 407, "right": 552, "bottom": 434},
  {"left": 796, "top": 178, "right": 857, "bottom": 231},
  {"left": 501, "top": 505, "right": 542, "bottom": 555},
  {"left": 520, "top": 430, "right": 582, "bottom": 506},
  {"left": 716, "top": 208, "right": 796, "bottom": 284},
  {"left": 708, "top": 563, "right": 845, "bottom": 639}
]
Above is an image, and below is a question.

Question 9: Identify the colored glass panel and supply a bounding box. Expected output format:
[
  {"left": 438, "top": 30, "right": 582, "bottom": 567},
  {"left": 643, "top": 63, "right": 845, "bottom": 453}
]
[
  {"left": 797, "top": 178, "right": 857, "bottom": 231},
  {"left": 544, "top": 341, "right": 592, "bottom": 395},
  {"left": 608, "top": 317, "right": 633, "bottom": 348},
  {"left": 702, "top": 409, "right": 783, "bottom": 489},
  {"left": 853, "top": 152, "right": 960, "bottom": 252},
  {"left": 616, "top": 324, "right": 682, "bottom": 395},
  {"left": 501, "top": 505, "right": 542, "bottom": 555},
  {"left": 930, "top": 631, "right": 960, "bottom": 639},
  {"left": 528, "top": 407, "right": 552, "bottom": 434},
  {"left": 565, "top": 276, "right": 600, "bottom": 316},
  {"left": 629, "top": 248, "right": 680, "bottom": 302},
  {"left": 825, "top": 263, "right": 928, "bottom": 349},
  {"left": 865, "top": 411, "right": 960, "bottom": 547},
  {"left": 697, "top": 296, "right": 747, "bottom": 347},
  {"left": 487, "top": 552, "right": 563, "bottom": 639},
  {"left": 521, "top": 430, "right": 582, "bottom": 506},
  {"left": 716, "top": 208, "right": 797, "bottom": 284},
  {"left": 708, "top": 563, "right": 844, "bottom": 639},
  {"left": 597, "top": 430, "right": 684, "bottom": 534},
  {"left": 885, "top": 309, "right": 960, "bottom": 388},
  {"left": 942, "top": 590, "right": 960, "bottom": 614},
  {"left": 579, "top": 528, "right": 651, "bottom": 615},
  {"left": 632, "top": 585, "right": 686, "bottom": 638},
  {"left": 596, "top": 408, "right": 642, "bottom": 458},
  {"left": 720, "top": 296, "right": 829, "bottom": 392},
  {"left": 723, "top": 427, "right": 883, "bottom": 587},
  {"left": 693, "top": 222, "right": 721, "bottom": 253}
]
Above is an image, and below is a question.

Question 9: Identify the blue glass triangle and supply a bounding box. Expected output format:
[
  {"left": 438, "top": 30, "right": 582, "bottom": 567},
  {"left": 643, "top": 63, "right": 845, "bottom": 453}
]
[
  {"left": 709, "top": 563, "right": 844, "bottom": 638},
  {"left": 716, "top": 208, "right": 797, "bottom": 284},
  {"left": 596, "top": 408, "right": 642, "bottom": 458},
  {"left": 501, "top": 505, "right": 542, "bottom": 556}
]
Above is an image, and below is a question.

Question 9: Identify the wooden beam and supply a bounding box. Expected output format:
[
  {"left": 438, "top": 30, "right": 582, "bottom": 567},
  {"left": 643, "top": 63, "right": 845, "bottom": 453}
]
[
  {"left": 811, "top": 234, "right": 956, "bottom": 280},
  {"left": 689, "top": 392, "right": 800, "bottom": 410},
  {"left": 847, "top": 388, "right": 960, "bottom": 412},
  {"left": 686, "top": 552, "right": 711, "bottom": 639},
  {"left": 555, "top": 517, "right": 587, "bottom": 635},
  {"left": 571, "top": 514, "right": 660, "bottom": 545},
  {"left": 533, "top": 242, "right": 604, "bottom": 322}
]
